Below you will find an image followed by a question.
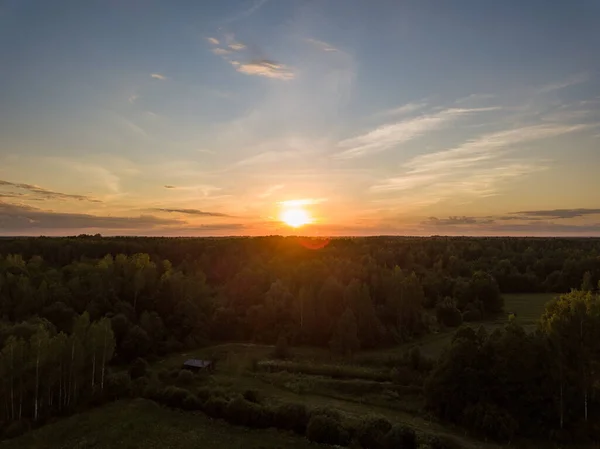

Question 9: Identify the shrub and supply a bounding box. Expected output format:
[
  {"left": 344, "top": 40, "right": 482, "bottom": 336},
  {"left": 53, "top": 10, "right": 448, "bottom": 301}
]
[
  {"left": 129, "top": 357, "right": 148, "bottom": 380},
  {"left": 273, "top": 333, "right": 290, "bottom": 359},
  {"left": 306, "top": 414, "right": 350, "bottom": 446},
  {"left": 131, "top": 375, "right": 150, "bottom": 397},
  {"left": 384, "top": 424, "right": 417, "bottom": 449},
  {"left": 436, "top": 300, "right": 463, "bottom": 328},
  {"left": 177, "top": 369, "right": 195, "bottom": 386},
  {"left": 3, "top": 420, "right": 31, "bottom": 439},
  {"left": 196, "top": 386, "right": 212, "bottom": 402},
  {"left": 182, "top": 393, "right": 204, "bottom": 411},
  {"left": 106, "top": 371, "right": 131, "bottom": 399},
  {"left": 424, "top": 434, "right": 464, "bottom": 449},
  {"left": 204, "top": 396, "right": 229, "bottom": 419},
  {"left": 356, "top": 416, "right": 392, "bottom": 449},
  {"left": 462, "top": 403, "right": 517, "bottom": 442},
  {"left": 243, "top": 388, "right": 261, "bottom": 404},
  {"left": 160, "top": 386, "right": 192, "bottom": 408},
  {"left": 390, "top": 366, "right": 418, "bottom": 386},
  {"left": 462, "top": 309, "right": 482, "bottom": 322},
  {"left": 310, "top": 406, "right": 343, "bottom": 422},
  {"left": 225, "top": 396, "right": 274, "bottom": 428},
  {"left": 274, "top": 402, "right": 309, "bottom": 434}
]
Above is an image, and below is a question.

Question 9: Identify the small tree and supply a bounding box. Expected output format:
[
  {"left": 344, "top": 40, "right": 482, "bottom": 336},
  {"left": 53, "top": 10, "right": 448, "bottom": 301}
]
[
  {"left": 330, "top": 308, "right": 360, "bottom": 356},
  {"left": 581, "top": 271, "right": 593, "bottom": 292},
  {"left": 273, "top": 333, "right": 290, "bottom": 359}
]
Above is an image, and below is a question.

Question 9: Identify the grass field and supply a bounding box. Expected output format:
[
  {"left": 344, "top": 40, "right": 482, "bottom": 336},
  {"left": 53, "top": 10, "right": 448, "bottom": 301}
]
[
  {"left": 502, "top": 292, "right": 558, "bottom": 325},
  {"left": 0, "top": 399, "right": 328, "bottom": 449},
  {"left": 371, "top": 292, "right": 558, "bottom": 360}
]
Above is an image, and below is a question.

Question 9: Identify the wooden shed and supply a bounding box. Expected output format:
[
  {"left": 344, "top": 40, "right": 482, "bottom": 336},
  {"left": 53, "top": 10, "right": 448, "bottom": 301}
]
[{"left": 182, "top": 359, "right": 214, "bottom": 373}]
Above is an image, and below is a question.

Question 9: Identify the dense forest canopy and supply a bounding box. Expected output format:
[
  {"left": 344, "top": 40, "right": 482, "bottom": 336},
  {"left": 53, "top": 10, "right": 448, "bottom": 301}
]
[
  {"left": 1, "top": 236, "right": 599, "bottom": 355},
  {"left": 1, "top": 236, "right": 600, "bottom": 443}
]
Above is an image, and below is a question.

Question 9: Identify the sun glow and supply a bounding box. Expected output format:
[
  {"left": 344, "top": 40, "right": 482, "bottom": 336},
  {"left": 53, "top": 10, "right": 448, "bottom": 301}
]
[{"left": 280, "top": 207, "right": 312, "bottom": 228}]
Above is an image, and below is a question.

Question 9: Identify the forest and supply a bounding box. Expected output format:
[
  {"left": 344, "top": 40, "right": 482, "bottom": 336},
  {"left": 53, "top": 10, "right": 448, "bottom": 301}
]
[{"left": 1, "top": 236, "right": 600, "bottom": 446}]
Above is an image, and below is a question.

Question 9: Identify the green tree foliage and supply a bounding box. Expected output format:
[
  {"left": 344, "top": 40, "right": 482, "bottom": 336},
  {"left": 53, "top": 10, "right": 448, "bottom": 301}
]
[
  {"left": 426, "top": 290, "right": 600, "bottom": 441},
  {"left": 0, "top": 314, "right": 116, "bottom": 425},
  {"left": 435, "top": 298, "right": 463, "bottom": 327},
  {"left": 329, "top": 308, "right": 360, "bottom": 356},
  {"left": 356, "top": 415, "right": 392, "bottom": 449}
]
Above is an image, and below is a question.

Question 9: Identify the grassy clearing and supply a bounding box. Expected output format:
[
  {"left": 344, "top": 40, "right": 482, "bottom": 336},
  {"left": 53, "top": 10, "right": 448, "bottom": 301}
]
[
  {"left": 502, "top": 292, "right": 557, "bottom": 324},
  {"left": 0, "top": 399, "right": 327, "bottom": 449},
  {"left": 369, "top": 293, "right": 558, "bottom": 361}
]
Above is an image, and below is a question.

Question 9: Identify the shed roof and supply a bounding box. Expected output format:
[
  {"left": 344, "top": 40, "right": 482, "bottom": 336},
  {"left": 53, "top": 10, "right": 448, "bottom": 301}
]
[{"left": 183, "top": 359, "right": 212, "bottom": 368}]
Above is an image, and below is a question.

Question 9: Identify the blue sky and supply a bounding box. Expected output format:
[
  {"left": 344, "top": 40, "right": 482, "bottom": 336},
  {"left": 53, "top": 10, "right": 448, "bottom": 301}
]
[{"left": 1, "top": 0, "right": 600, "bottom": 236}]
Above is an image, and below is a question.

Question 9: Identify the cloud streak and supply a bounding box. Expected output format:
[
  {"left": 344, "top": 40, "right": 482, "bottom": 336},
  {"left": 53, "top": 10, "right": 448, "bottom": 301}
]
[
  {"left": 151, "top": 208, "right": 231, "bottom": 217},
  {"left": 513, "top": 208, "right": 600, "bottom": 219},
  {"left": 230, "top": 59, "right": 294, "bottom": 80},
  {"left": 334, "top": 107, "right": 499, "bottom": 160},
  {"left": 150, "top": 73, "right": 167, "bottom": 80},
  {"left": 0, "top": 179, "right": 101, "bottom": 202},
  {"left": 369, "top": 122, "right": 592, "bottom": 202},
  {"left": 0, "top": 201, "right": 181, "bottom": 230}
]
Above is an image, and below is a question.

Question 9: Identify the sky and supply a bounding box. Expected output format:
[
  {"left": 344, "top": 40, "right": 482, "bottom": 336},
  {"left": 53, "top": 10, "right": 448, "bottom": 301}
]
[{"left": 1, "top": 0, "right": 600, "bottom": 237}]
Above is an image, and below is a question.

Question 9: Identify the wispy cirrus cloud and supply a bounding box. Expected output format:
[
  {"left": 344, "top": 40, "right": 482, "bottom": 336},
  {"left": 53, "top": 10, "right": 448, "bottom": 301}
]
[
  {"left": 206, "top": 37, "right": 220, "bottom": 45},
  {"left": 212, "top": 48, "right": 231, "bottom": 56},
  {"left": 306, "top": 38, "right": 339, "bottom": 53},
  {"left": 334, "top": 107, "right": 499, "bottom": 160},
  {"left": 0, "top": 179, "right": 101, "bottom": 202},
  {"left": 230, "top": 59, "right": 294, "bottom": 80},
  {"left": 150, "top": 73, "right": 167, "bottom": 80},
  {"left": 370, "top": 123, "right": 592, "bottom": 200},
  {"left": 257, "top": 184, "right": 284, "bottom": 199},
  {"left": 378, "top": 101, "right": 428, "bottom": 118},
  {"left": 536, "top": 72, "right": 589, "bottom": 94},
  {"left": 234, "top": 150, "right": 300, "bottom": 167},
  {"left": 404, "top": 124, "right": 591, "bottom": 175},
  {"left": 221, "top": 0, "right": 269, "bottom": 24}
]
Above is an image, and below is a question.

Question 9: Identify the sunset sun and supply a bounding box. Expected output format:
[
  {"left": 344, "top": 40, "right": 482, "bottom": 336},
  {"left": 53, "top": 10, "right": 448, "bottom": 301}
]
[{"left": 280, "top": 207, "right": 312, "bottom": 228}]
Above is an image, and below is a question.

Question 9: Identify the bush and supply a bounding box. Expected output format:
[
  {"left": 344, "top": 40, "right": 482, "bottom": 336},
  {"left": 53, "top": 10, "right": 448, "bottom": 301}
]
[
  {"left": 160, "top": 386, "right": 192, "bottom": 408},
  {"left": 384, "top": 424, "right": 416, "bottom": 449},
  {"left": 177, "top": 369, "right": 195, "bottom": 386},
  {"left": 390, "top": 366, "right": 418, "bottom": 386},
  {"left": 310, "top": 406, "right": 343, "bottom": 422},
  {"left": 356, "top": 416, "right": 392, "bottom": 449},
  {"left": 131, "top": 375, "right": 150, "bottom": 397},
  {"left": 274, "top": 402, "right": 309, "bottom": 434},
  {"left": 462, "top": 403, "right": 517, "bottom": 442},
  {"left": 461, "top": 309, "right": 482, "bottom": 322},
  {"left": 423, "top": 434, "right": 463, "bottom": 449},
  {"left": 224, "top": 396, "right": 274, "bottom": 428},
  {"left": 273, "top": 333, "right": 290, "bottom": 359},
  {"left": 436, "top": 300, "right": 463, "bottom": 328},
  {"left": 2, "top": 420, "right": 31, "bottom": 439},
  {"left": 106, "top": 371, "right": 131, "bottom": 399},
  {"left": 182, "top": 393, "right": 204, "bottom": 411},
  {"left": 306, "top": 414, "right": 350, "bottom": 446},
  {"left": 129, "top": 357, "right": 148, "bottom": 380},
  {"left": 204, "top": 396, "right": 229, "bottom": 419},
  {"left": 243, "top": 388, "right": 261, "bottom": 404},
  {"left": 196, "top": 386, "right": 212, "bottom": 402}
]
